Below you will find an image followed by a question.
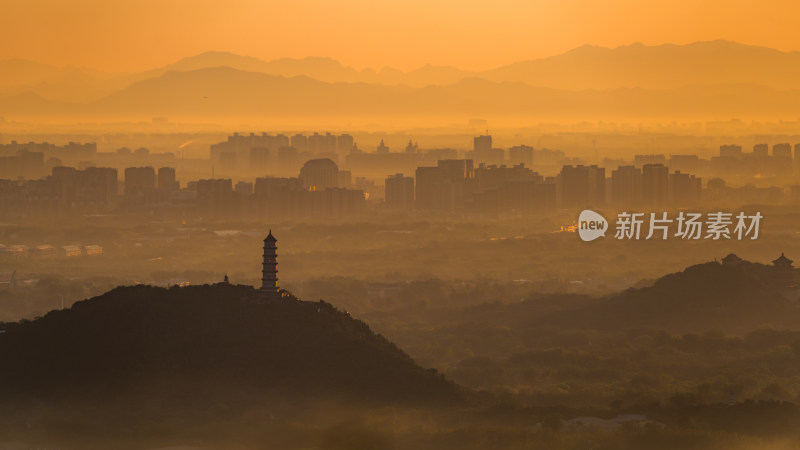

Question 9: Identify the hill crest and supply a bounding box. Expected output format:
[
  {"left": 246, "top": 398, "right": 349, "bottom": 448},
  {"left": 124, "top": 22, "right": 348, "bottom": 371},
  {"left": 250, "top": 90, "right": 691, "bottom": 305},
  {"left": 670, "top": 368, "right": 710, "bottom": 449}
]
[{"left": 0, "top": 283, "right": 460, "bottom": 406}]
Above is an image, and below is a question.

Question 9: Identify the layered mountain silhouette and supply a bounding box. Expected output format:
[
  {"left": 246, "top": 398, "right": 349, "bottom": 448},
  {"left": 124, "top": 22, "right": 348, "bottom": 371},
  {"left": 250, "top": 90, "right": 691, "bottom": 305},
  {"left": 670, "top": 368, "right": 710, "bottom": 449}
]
[
  {"left": 441, "top": 259, "right": 800, "bottom": 334},
  {"left": 3, "top": 40, "right": 800, "bottom": 119},
  {"left": 534, "top": 260, "right": 800, "bottom": 333},
  {"left": 0, "top": 284, "right": 459, "bottom": 407},
  {"left": 3, "top": 68, "right": 798, "bottom": 118},
  {"left": 482, "top": 40, "right": 800, "bottom": 90}
]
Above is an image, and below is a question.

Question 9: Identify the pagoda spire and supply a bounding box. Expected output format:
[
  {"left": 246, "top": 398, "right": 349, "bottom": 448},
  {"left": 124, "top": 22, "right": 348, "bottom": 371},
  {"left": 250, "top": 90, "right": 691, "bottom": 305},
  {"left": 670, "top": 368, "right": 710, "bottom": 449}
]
[{"left": 261, "top": 229, "right": 279, "bottom": 298}]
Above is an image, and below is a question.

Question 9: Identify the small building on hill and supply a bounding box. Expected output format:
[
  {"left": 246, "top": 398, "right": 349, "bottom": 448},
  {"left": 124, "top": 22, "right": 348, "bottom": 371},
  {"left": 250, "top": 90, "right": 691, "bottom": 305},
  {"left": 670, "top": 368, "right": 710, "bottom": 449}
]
[
  {"left": 772, "top": 252, "right": 798, "bottom": 301},
  {"left": 721, "top": 253, "right": 743, "bottom": 267}
]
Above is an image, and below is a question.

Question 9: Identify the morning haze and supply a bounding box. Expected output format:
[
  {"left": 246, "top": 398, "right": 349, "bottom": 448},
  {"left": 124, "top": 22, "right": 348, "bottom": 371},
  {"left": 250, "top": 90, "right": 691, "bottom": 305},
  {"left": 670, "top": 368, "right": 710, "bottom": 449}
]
[
  {"left": 5, "top": 40, "right": 800, "bottom": 125},
  {"left": 2, "top": 1, "right": 800, "bottom": 449}
]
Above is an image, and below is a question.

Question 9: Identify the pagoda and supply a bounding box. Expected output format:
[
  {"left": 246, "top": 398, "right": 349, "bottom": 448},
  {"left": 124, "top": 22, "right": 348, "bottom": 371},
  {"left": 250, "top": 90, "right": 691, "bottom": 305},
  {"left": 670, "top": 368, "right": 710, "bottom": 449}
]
[
  {"left": 261, "top": 230, "right": 279, "bottom": 299},
  {"left": 772, "top": 252, "right": 796, "bottom": 291}
]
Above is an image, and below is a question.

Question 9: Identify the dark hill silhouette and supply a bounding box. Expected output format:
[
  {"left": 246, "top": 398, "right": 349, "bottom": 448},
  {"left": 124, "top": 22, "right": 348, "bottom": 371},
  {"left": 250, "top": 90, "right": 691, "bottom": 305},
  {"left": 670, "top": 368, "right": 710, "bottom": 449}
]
[
  {"left": 536, "top": 261, "right": 799, "bottom": 333},
  {"left": 0, "top": 284, "right": 459, "bottom": 407}
]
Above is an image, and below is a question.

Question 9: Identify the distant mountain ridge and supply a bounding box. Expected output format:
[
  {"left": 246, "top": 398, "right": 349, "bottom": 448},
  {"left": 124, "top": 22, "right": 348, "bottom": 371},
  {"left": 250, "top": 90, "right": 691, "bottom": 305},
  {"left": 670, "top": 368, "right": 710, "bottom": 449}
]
[
  {"left": 111, "top": 40, "right": 800, "bottom": 92},
  {"left": 4, "top": 66, "right": 796, "bottom": 118},
  {"left": 4, "top": 40, "right": 800, "bottom": 118},
  {"left": 483, "top": 40, "right": 800, "bottom": 89}
]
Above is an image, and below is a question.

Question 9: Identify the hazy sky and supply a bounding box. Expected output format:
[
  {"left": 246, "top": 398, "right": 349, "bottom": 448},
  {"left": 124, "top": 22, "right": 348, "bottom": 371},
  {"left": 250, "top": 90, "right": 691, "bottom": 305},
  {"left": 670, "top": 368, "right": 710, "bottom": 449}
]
[{"left": 4, "top": 0, "right": 800, "bottom": 72}]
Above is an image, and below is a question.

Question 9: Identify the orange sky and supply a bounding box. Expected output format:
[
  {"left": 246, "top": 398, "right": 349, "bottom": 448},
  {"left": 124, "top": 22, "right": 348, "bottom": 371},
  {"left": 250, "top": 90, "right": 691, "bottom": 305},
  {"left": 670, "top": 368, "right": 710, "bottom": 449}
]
[{"left": 4, "top": 0, "right": 800, "bottom": 72}]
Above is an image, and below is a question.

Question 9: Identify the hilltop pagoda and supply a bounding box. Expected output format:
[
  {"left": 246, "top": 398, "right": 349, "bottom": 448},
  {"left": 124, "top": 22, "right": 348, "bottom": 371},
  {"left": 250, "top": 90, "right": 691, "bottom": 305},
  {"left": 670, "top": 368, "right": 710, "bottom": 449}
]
[
  {"left": 772, "top": 252, "right": 796, "bottom": 290},
  {"left": 261, "top": 230, "right": 279, "bottom": 299}
]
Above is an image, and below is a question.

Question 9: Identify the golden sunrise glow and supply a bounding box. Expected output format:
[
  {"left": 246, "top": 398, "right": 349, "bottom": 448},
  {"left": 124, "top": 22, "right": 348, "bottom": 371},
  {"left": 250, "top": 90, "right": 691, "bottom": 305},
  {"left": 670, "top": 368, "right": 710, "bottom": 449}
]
[
  {"left": 5, "top": 2, "right": 800, "bottom": 448},
  {"left": 4, "top": 0, "right": 800, "bottom": 72}
]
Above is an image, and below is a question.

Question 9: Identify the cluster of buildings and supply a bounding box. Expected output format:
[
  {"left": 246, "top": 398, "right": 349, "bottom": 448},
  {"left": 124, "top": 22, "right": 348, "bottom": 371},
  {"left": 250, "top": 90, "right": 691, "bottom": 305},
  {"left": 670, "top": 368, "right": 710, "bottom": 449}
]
[
  {"left": 606, "top": 164, "right": 701, "bottom": 207},
  {"left": 383, "top": 160, "right": 700, "bottom": 213},
  {"left": 0, "top": 140, "right": 181, "bottom": 182},
  {"left": 0, "top": 165, "right": 180, "bottom": 213},
  {"left": 345, "top": 137, "right": 566, "bottom": 184},
  {"left": 208, "top": 132, "right": 576, "bottom": 196},
  {"left": 0, "top": 141, "right": 97, "bottom": 179},
  {"left": 193, "top": 159, "right": 365, "bottom": 219},
  {"left": 0, "top": 158, "right": 366, "bottom": 220},
  {"left": 5, "top": 134, "right": 800, "bottom": 219},
  {"left": 380, "top": 137, "right": 800, "bottom": 213},
  {"left": 0, "top": 244, "right": 103, "bottom": 258},
  {"left": 385, "top": 160, "right": 556, "bottom": 214},
  {"left": 472, "top": 135, "right": 567, "bottom": 168},
  {"left": 210, "top": 132, "right": 355, "bottom": 174},
  {"left": 711, "top": 143, "right": 800, "bottom": 177},
  {"left": 602, "top": 143, "right": 800, "bottom": 179}
]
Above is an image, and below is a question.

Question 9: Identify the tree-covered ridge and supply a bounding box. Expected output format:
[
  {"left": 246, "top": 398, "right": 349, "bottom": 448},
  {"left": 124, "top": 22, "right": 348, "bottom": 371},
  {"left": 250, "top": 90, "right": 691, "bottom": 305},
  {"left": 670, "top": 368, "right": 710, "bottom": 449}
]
[
  {"left": 0, "top": 283, "right": 459, "bottom": 405},
  {"left": 534, "top": 261, "right": 799, "bottom": 333}
]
